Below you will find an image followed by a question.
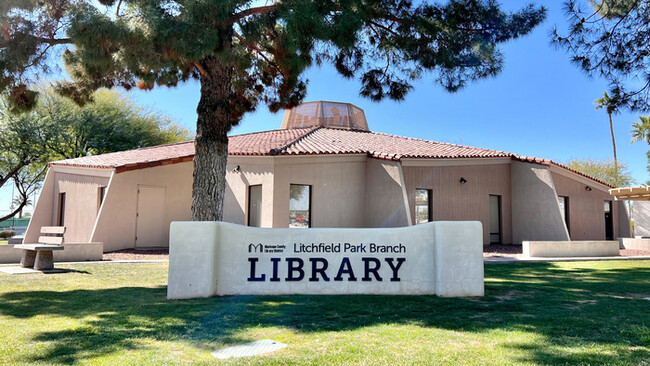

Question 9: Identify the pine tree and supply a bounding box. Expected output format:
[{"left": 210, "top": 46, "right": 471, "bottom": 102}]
[
  {"left": 554, "top": 0, "right": 650, "bottom": 111},
  {"left": 1, "top": 0, "right": 546, "bottom": 220}
]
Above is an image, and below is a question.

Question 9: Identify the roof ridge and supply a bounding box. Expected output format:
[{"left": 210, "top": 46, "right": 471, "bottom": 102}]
[
  {"left": 366, "top": 129, "right": 513, "bottom": 156},
  {"left": 124, "top": 139, "right": 194, "bottom": 152},
  {"left": 270, "top": 126, "right": 321, "bottom": 155},
  {"left": 229, "top": 126, "right": 314, "bottom": 138}
]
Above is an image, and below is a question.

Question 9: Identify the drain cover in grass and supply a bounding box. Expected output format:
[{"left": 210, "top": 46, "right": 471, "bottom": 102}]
[{"left": 211, "top": 339, "right": 287, "bottom": 359}]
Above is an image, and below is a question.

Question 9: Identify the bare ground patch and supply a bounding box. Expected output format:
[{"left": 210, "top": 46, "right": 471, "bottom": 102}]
[{"left": 103, "top": 248, "right": 169, "bottom": 261}]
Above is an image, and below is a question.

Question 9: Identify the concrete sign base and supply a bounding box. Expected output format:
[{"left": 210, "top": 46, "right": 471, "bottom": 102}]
[{"left": 167, "top": 221, "right": 484, "bottom": 299}]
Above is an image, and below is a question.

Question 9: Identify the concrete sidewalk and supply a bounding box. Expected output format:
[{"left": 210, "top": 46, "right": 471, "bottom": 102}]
[{"left": 485, "top": 255, "right": 650, "bottom": 263}]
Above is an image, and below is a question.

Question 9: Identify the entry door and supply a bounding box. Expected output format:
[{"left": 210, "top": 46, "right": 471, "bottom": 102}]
[
  {"left": 489, "top": 195, "right": 502, "bottom": 244},
  {"left": 136, "top": 185, "right": 166, "bottom": 247},
  {"left": 604, "top": 200, "right": 613, "bottom": 240}
]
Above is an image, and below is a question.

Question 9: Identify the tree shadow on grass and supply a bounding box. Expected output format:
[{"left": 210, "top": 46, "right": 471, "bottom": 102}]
[
  {"left": 0, "top": 262, "right": 649, "bottom": 364},
  {"left": 0, "top": 286, "right": 261, "bottom": 364}
]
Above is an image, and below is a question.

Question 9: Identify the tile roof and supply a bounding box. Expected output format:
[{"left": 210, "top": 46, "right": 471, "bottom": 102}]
[
  {"left": 49, "top": 140, "right": 196, "bottom": 172},
  {"left": 279, "top": 128, "right": 513, "bottom": 160},
  {"left": 47, "top": 126, "right": 612, "bottom": 187},
  {"left": 48, "top": 127, "right": 316, "bottom": 172}
]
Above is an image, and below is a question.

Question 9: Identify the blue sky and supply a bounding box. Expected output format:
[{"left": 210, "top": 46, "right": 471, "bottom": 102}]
[{"left": 1, "top": 0, "right": 648, "bottom": 217}]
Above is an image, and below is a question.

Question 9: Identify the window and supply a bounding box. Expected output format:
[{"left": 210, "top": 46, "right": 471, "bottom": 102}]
[
  {"left": 415, "top": 189, "right": 432, "bottom": 224},
  {"left": 558, "top": 196, "right": 570, "bottom": 233},
  {"left": 98, "top": 186, "right": 107, "bottom": 211},
  {"left": 248, "top": 185, "right": 262, "bottom": 227},
  {"left": 58, "top": 192, "right": 66, "bottom": 226},
  {"left": 289, "top": 184, "right": 311, "bottom": 228}
]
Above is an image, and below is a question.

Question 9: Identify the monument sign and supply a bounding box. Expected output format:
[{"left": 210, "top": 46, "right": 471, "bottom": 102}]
[{"left": 167, "top": 221, "right": 484, "bottom": 299}]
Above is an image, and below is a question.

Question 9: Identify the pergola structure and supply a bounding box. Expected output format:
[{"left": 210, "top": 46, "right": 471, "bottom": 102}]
[{"left": 609, "top": 186, "right": 650, "bottom": 201}]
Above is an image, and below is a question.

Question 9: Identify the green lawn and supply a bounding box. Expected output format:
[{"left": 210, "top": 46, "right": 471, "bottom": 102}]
[{"left": 0, "top": 261, "right": 649, "bottom": 365}]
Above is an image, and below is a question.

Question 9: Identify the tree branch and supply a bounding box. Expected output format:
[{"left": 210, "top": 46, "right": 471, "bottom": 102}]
[
  {"left": 116, "top": 0, "right": 123, "bottom": 17},
  {"left": 191, "top": 62, "right": 208, "bottom": 77},
  {"left": 0, "top": 36, "right": 72, "bottom": 49},
  {"left": 0, "top": 179, "right": 28, "bottom": 223},
  {"left": 0, "top": 163, "right": 26, "bottom": 190},
  {"left": 368, "top": 20, "right": 401, "bottom": 38},
  {"left": 232, "top": 5, "right": 278, "bottom": 21},
  {"left": 0, "top": 200, "right": 27, "bottom": 223},
  {"left": 233, "top": 31, "right": 283, "bottom": 75},
  {"left": 35, "top": 37, "right": 72, "bottom": 45}
]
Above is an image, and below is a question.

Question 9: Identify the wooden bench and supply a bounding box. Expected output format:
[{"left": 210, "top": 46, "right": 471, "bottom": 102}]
[{"left": 14, "top": 226, "right": 65, "bottom": 270}]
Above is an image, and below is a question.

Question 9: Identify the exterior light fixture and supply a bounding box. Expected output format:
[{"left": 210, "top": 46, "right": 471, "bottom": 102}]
[
  {"left": 459, "top": 177, "right": 468, "bottom": 184},
  {"left": 585, "top": 186, "right": 592, "bottom": 191},
  {"left": 232, "top": 165, "right": 241, "bottom": 173}
]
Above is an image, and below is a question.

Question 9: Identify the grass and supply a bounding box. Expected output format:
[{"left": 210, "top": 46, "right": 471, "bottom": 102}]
[
  {"left": 0, "top": 261, "right": 649, "bottom": 365},
  {"left": 0, "top": 240, "right": 7, "bottom": 244}
]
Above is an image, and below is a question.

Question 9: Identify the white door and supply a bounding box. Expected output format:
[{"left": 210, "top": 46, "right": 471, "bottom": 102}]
[{"left": 136, "top": 185, "right": 166, "bottom": 248}]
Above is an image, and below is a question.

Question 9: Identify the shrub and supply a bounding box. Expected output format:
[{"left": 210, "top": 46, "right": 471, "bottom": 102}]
[{"left": 0, "top": 230, "right": 16, "bottom": 239}]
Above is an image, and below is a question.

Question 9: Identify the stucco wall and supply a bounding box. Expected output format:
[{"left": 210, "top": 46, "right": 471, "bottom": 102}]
[
  {"left": 551, "top": 171, "right": 619, "bottom": 240},
  {"left": 224, "top": 155, "right": 367, "bottom": 228},
  {"left": 91, "top": 162, "right": 192, "bottom": 251},
  {"left": 55, "top": 155, "right": 370, "bottom": 251},
  {"left": 511, "top": 161, "right": 569, "bottom": 244},
  {"left": 34, "top": 154, "right": 623, "bottom": 251},
  {"left": 51, "top": 172, "right": 111, "bottom": 242},
  {"left": 223, "top": 157, "right": 275, "bottom": 227},
  {"left": 271, "top": 155, "right": 367, "bottom": 228},
  {"left": 618, "top": 201, "right": 632, "bottom": 238},
  {"left": 24, "top": 169, "right": 56, "bottom": 243},
  {"left": 0, "top": 242, "right": 103, "bottom": 263},
  {"left": 365, "top": 159, "right": 410, "bottom": 227},
  {"left": 632, "top": 201, "right": 650, "bottom": 237},
  {"left": 402, "top": 163, "right": 512, "bottom": 244}
]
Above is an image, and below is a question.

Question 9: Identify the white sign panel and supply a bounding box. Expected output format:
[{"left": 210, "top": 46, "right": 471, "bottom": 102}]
[{"left": 167, "top": 221, "right": 484, "bottom": 299}]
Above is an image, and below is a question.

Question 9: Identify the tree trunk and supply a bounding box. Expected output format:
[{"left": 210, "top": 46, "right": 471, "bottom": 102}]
[
  {"left": 608, "top": 112, "right": 619, "bottom": 185},
  {"left": 191, "top": 56, "right": 234, "bottom": 221}
]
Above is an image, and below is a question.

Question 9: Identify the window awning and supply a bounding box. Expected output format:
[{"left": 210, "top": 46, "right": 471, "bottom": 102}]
[{"left": 609, "top": 186, "right": 650, "bottom": 201}]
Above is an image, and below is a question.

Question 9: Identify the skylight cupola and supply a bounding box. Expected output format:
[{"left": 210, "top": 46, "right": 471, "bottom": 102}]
[{"left": 281, "top": 101, "right": 369, "bottom": 131}]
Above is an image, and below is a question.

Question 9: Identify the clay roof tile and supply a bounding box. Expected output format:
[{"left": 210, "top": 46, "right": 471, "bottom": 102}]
[{"left": 47, "top": 126, "right": 612, "bottom": 187}]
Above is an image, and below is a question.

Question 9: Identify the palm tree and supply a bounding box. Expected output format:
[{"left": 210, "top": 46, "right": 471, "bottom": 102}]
[
  {"left": 632, "top": 117, "right": 650, "bottom": 187},
  {"left": 631, "top": 116, "right": 650, "bottom": 144},
  {"left": 595, "top": 92, "right": 620, "bottom": 184}
]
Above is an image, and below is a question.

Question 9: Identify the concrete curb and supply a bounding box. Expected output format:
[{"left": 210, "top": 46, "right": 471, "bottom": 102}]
[{"left": 485, "top": 256, "right": 650, "bottom": 264}]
